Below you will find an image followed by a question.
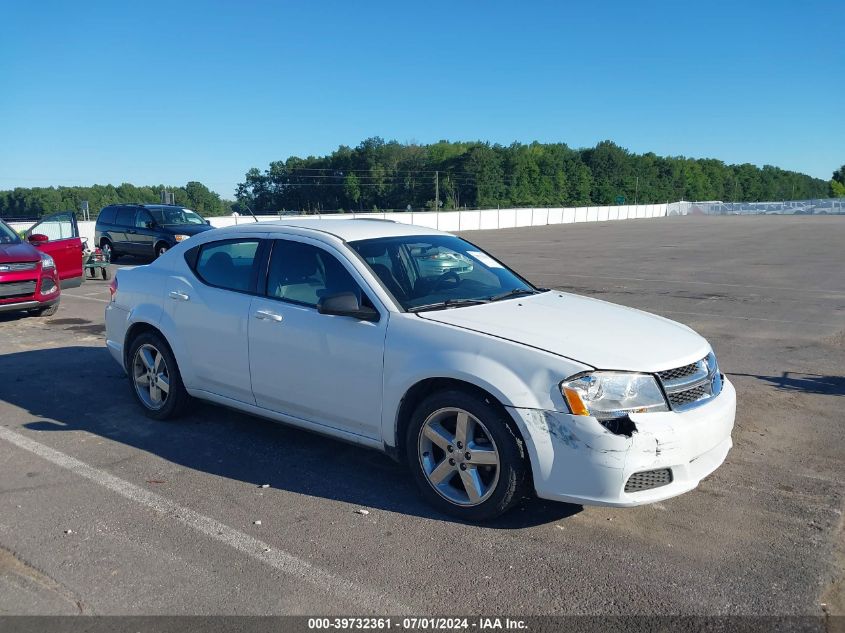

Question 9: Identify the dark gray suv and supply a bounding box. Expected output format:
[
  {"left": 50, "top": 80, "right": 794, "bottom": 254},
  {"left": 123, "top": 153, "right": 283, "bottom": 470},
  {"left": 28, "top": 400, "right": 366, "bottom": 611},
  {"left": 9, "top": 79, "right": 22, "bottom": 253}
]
[{"left": 95, "top": 204, "right": 213, "bottom": 260}]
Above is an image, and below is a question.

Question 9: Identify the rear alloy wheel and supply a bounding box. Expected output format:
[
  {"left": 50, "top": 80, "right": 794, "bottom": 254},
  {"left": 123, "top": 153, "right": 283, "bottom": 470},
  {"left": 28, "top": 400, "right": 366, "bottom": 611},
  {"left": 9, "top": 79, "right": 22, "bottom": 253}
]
[
  {"left": 101, "top": 240, "right": 117, "bottom": 262},
  {"left": 407, "top": 389, "right": 530, "bottom": 521},
  {"left": 128, "top": 332, "right": 190, "bottom": 420}
]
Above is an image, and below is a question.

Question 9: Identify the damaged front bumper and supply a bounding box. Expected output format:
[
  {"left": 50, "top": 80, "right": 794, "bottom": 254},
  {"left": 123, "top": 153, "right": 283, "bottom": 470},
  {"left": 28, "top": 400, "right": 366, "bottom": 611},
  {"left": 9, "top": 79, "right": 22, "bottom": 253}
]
[{"left": 508, "top": 378, "right": 736, "bottom": 507}]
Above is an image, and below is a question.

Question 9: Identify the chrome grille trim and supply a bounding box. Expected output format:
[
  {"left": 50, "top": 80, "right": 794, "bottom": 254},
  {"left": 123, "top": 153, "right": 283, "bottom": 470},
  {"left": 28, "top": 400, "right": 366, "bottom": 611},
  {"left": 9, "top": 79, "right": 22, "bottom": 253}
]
[
  {"left": 656, "top": 352, "right": 722, "bottom": 412},
  {"left": 0, "top": 261, "right": 39, "bottom": 272}
]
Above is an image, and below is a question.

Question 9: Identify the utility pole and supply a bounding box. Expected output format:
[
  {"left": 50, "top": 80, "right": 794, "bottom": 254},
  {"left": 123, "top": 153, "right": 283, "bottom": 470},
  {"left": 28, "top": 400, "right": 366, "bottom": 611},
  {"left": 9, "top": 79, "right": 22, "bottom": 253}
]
[
  {"left": 635, "top": 176, "right": 639, "bottom": 205},
  {"left": 434, "top": 170, "right": 439, "bottom": 212}
]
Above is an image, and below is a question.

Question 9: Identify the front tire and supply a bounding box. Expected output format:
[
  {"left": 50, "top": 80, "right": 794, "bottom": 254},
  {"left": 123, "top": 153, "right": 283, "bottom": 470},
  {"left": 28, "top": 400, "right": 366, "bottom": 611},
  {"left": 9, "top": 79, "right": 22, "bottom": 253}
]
[
  {"left": 155, "top": 242, "right": 169, "bottom": 258},
  {"left": 30, "top": 302, "right": 59, "bottom": 317},
  {"left": 127, "top": 332, "right": 191, "bottom": 420},
  {"left": 406, "top": 389, "right": 530, "bottom": 521}
]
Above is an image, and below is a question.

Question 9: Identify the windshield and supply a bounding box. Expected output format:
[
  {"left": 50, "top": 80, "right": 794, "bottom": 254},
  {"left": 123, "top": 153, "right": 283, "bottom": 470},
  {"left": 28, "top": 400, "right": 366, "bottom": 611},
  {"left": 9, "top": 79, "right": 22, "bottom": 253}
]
[
  {"left": 149, "top": 207, "right": 205, "bottom": 226},
  {"left": 0, "top": 220, "right": 22, "bottom": 245},
  {"left": 349, "top": 235, "right": 538, "bottom": 311}
]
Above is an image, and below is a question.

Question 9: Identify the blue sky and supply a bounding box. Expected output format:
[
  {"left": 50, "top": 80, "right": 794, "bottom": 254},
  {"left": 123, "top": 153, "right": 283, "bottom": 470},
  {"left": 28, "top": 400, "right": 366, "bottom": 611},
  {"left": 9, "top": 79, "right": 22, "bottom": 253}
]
[{"left": 1, "top": 0, "right": 842, "bottom": 199}]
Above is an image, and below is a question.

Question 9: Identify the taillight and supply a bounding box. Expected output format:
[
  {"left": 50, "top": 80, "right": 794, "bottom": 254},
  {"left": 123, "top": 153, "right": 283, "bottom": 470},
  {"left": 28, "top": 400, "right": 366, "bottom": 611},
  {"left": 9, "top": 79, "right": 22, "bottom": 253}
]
[{"left": 109, "top": 276, "right": 118, "bottom": 300}]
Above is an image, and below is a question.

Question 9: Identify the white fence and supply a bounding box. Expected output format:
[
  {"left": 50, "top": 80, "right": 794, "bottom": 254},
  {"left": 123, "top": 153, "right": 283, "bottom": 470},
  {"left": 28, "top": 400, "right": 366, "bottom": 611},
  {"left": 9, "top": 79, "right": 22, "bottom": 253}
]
[
  {"left": 215, "top": 203, "right": 668, "bottom": 230},
  {"left": 10, "top": 203, "right": 669, "bottom": 248}
]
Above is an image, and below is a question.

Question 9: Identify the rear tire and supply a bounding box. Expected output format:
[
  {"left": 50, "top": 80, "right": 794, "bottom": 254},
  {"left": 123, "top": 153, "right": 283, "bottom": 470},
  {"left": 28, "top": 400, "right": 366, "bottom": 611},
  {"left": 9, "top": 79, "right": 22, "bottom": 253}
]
[
  {"left": 405, "top": 389, "right": 531, "bottom": 522},
  {"left": 127, "top": 331, "right": 191, "bottom": 420},
  {"left": 101, "top": 240, "right": 118, "bottom": 262}
]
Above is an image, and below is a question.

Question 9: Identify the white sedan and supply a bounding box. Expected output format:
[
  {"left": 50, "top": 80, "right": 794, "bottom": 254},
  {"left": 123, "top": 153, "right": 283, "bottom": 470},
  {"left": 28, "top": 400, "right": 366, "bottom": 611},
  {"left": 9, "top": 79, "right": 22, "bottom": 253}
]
[{"left": 105, "top": 219, "right": 735, "bottom": 521}]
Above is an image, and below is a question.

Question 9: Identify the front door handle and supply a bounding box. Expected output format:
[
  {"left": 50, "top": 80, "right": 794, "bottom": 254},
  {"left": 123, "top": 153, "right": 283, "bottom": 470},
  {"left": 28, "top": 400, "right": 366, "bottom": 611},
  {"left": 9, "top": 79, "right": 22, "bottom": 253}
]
[
  {"left": 168, "top": 290, "right": 190, "bottom": 301},
  {"left": 254, "top": 309, "right": 283, "bottom": 322}
]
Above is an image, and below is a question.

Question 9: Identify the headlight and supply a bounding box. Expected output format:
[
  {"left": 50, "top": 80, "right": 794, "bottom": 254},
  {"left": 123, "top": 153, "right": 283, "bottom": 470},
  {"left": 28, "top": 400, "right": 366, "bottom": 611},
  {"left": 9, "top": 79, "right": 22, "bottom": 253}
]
[
  {"left": 174, "top": 234, "right": 190, "bottom": 242},
  {"left": 40, "top": 253, "right": 55, "bottom": 270},
  {"left": 560, "top": 372, "right": 668, "bottom": 420}
]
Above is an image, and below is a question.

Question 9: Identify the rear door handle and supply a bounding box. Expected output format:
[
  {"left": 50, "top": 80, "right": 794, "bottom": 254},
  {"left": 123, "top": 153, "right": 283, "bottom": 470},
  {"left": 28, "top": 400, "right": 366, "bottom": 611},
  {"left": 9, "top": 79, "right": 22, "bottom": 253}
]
[
  {"left": 254, "top": 309, "right": 283, "bottom": 322},
  {"left": 168, "top": 290, "right": 190, "bottom": 301}
]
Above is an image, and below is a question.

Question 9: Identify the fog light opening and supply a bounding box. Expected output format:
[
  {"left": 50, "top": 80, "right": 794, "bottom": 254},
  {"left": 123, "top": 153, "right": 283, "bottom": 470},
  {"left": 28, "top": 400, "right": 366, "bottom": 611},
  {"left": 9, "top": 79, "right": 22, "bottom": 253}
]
[
  {"left": 599, "top": 415, "right": 637, "bottom": 437},
  {"left": 40, "top": 280, "right": 58, "bottom": 295}
]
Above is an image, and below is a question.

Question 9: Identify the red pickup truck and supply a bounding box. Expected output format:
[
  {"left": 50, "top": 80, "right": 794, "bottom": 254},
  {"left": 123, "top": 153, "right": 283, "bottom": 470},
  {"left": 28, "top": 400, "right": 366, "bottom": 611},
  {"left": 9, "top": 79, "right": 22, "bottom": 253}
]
[{"left": 0, "top": 212, "right": 84, "bottom": 316}]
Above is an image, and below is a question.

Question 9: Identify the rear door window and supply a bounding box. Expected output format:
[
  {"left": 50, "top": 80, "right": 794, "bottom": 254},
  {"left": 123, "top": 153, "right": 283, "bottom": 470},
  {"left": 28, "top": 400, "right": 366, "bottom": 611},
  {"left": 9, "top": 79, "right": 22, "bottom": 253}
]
[
  {"left": 135, "top": 210, "right": 154, "bottom": 228},
  {"left": 194, "top": 239, "right": 261, "bottom": 293},
  {"left": 115, "top": 207, "right": 135, "bottom": 226}
]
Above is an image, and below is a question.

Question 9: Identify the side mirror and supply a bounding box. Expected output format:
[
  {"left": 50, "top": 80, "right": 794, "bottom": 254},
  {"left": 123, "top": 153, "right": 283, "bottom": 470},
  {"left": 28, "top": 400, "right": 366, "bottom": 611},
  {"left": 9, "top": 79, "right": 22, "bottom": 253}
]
[
  {"left": 317, "top": 292, "right": 379, "bottom": 321},
  {"left": 205, "top": 219, "right": 211, "bottom": 225},
  {"left": 28, "top": 233, "right": 49, "bottom": 244},
  {"left": 145, "top": 221, "right": 156, "bottom": 229}
]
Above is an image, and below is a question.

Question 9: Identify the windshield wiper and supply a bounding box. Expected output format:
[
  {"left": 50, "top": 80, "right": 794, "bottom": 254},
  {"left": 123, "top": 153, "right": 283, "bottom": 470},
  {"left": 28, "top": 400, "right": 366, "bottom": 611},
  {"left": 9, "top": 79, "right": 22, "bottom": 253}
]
[
  {"left": 407, "top": 298, "right": 490, "bottom": 313},
  {"left": 487, "top": 288, "right": 539, "bottom": 302}
]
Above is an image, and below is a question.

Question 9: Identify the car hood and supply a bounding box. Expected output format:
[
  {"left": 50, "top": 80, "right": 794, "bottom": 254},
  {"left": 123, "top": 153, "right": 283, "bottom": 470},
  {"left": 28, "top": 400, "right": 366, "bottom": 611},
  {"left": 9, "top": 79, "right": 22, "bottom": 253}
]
[
  {"left": 416, "top": 291, "right": 711, "bottom": 372},
  {"left": 0, "top": 241, "right": 40, "bottom": 264},
  {"left": 162, "top": 224, "right": 214, "bottom": 236}
]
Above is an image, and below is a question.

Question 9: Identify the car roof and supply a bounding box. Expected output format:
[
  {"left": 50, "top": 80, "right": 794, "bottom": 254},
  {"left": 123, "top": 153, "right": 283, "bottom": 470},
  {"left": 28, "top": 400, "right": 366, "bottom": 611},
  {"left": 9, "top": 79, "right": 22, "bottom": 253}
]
[
  {"left": 104, "top": 204, "right": 192, "bottom": 210},
  {"left": 225, "top": 218, "right": 450, "bottom": 242}
]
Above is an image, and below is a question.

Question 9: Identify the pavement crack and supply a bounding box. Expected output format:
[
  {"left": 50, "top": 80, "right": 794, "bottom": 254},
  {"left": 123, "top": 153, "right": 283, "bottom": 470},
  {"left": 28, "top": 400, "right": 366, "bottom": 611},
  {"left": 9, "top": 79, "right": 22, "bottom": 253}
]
[{"left": 0, "top": 544, "right": 91, "bottom": 614}]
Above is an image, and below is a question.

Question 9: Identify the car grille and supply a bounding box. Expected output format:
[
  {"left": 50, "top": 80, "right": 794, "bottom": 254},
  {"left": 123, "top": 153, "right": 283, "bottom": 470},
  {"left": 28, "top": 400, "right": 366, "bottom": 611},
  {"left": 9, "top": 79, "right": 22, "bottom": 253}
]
[
  {"left": 625, "top": 468, "right": 673, "bottom": 493},
  {"left": 0, "top": 280, "right": 37, "bottom": 299},
  {"left": 657, "top": 362, "right": 699, "bottom": 382},
  {"left": 0, "top": 261, "right": 39, "bottom": 272},
  {"left": 656, "top": 352, "right": 723, "bottom": 412}
]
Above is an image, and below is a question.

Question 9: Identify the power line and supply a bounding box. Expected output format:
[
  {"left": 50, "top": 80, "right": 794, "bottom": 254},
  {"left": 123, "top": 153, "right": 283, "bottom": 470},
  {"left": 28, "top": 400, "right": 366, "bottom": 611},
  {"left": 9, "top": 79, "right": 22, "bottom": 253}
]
[
  {"left": 259, "top": 167, "right": 480, "bottom": 176},
  {"left": 244, "top": 173, "right": 479, "bottom": 183}
]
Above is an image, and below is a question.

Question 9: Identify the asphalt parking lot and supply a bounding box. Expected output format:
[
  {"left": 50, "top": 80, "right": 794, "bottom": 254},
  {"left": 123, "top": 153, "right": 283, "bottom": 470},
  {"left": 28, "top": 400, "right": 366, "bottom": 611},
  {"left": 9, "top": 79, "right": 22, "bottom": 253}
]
[{"left": 0, "top": 215, "right": 843, "bottom": 616}]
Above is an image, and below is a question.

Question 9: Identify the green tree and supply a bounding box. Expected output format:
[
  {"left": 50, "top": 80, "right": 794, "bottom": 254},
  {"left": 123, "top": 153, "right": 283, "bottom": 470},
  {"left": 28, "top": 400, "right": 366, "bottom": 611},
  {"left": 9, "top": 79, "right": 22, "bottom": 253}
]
[
  {"left": 831, "top": 165, "right": 845, "bottom": 197},
  {"left": 344, "top": 173, "right": 361, "bottom": 210}
]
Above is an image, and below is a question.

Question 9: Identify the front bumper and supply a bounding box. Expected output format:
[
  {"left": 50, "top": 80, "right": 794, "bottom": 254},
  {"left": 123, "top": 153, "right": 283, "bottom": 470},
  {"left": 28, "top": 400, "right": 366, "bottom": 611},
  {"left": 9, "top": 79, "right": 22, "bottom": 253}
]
[
  {"left": 0, "top": 297, "right": 59, "bottom": 313},
  {"left": 509, "top": 378, "right": 736, "bottom": 507},
  {"left": 0, "top": 268, "right": 60, "bottom": 313}
]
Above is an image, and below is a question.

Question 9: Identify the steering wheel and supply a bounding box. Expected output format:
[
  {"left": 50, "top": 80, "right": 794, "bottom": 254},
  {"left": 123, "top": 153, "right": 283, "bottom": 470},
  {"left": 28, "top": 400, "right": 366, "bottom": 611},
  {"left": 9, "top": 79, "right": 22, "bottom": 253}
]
[{"left": 432, "top": 270, "right": 461, "bottom": 291}]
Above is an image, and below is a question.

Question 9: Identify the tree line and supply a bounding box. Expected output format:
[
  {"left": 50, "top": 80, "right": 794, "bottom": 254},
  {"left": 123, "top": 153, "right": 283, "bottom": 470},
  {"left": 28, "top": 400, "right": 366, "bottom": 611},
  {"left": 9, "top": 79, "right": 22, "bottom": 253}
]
[
  {"left": 0, "top": 181, "right": 231, "bottom": 220},
  {"left": 1, "top": 141, "right": 839, "bottom": 220},
  {"left": 235, "top": 138, "right": 836, "bottom": 213}
]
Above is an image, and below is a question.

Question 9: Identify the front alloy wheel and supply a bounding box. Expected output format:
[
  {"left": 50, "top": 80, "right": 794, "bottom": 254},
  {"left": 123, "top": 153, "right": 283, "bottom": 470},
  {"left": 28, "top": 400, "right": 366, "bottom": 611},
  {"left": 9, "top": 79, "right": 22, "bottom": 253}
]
[
  {"left": 407, "top": 389, "right": 530, "bottom": 521},
  {"left": 418, "top": 408, "right": 500, "bottom": 506}
]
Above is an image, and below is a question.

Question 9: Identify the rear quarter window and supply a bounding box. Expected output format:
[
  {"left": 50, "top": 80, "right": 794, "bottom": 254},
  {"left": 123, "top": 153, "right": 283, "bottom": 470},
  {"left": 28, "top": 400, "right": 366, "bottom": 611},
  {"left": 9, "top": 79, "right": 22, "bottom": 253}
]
[
  {"left": 193, "top": 239, "right": 260, "bottom": 293},
  {"left": 98, "top": 207, "right": 116, "bottom": 224}
]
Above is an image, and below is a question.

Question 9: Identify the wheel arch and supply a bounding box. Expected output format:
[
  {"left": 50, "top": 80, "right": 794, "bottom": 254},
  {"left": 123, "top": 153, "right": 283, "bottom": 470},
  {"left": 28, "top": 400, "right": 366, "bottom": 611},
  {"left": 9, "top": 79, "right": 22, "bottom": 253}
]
[
  {"left": 391, "top": 377, "right": 534, "bottom": 486},
  {"left": 154, "top": 239, "right": 171, "bottom": 256},
  {"left": 123, "top": 321, "right": 170, "bottom": 370}
]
